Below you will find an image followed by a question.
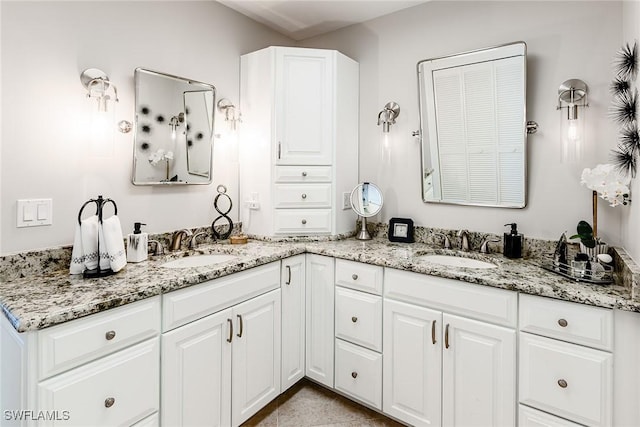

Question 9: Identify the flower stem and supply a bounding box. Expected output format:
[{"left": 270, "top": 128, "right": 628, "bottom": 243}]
[{"left": 592, "top": 190, "right": 598, "bottom": 238}]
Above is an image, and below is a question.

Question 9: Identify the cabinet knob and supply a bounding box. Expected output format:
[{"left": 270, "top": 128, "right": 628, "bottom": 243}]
[
  {"left": 352, "top": 316, "right": 358, "bottom": 323},
  {"left": 351, "top": 372, "right": 358, "bottom": 379},
  {"left": 558, "top": 318, "right": 568, "bottom": 327},
  {"left": 105, "top": 330, "right": 116, "bottom": 341},
  {"left": 302, "top": 171, "right": 308, "bottom": 177},
  {"left": 301, "top": 219, "right": 307, "bottom": 225},
  {"left": 301, "top": 193, "right": 307, "bottom": 199},
  {"left": 558, "top": 379, "right": 568, "bottom": 388},
  {"left": 352, "top": 274, "right": 358, "bottom": 280},
  {"left": 104, "top": 397, "right": 115, "bottom": 408}
]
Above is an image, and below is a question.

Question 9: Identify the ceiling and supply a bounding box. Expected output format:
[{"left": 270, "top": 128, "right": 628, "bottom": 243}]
[{"left": 218, "top": 0, "right": 429, "bottom": 41}]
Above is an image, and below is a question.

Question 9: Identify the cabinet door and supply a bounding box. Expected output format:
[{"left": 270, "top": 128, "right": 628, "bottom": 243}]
[
  {"left": 442, "top": 314, "right": 516, "bottom": 427},
  {"left": 232, "top": 289, "right": 281, "bottom": 427},
  {"left": 305, "top": 254, "right": 335, "bottom": 387},
  {"left": 275, "top": 48, "right": 333, "bottom": 165},
  {"left": 383, "top": 299, "right": 442, "bottom": 427},
  {"left": 281, "top": 255, "right": 306, "bottom": 391},
  {"left": 161, "top": 309, "right": 232, "bottom": 427}
]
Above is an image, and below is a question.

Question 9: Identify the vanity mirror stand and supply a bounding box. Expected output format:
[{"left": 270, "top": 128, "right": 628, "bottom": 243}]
[{"left": 350, "top": 183, "right": 383, "bottom": 241}]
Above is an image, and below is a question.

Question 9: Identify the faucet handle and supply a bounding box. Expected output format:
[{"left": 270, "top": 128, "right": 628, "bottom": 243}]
[
  {"left": 479, "top": 237, "right": 501, "bottom": 254},
  {"left": 148, "top": 240, "right": 164, "bottom": 256},
  {"left": 457, "top": 229, "right": 469, "bottom": 237},
  {"left": 189, "top": 231, "right": 208, "bottom": 250},
  {"left": 435, "top": 233, "right": 452, "bottom": 250}
]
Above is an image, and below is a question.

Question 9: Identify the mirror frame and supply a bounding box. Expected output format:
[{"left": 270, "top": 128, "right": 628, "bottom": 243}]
[
  {"left": 417, "top": 41, "right": 528, "bottom": 208},
  {"left": 132, "top": 68, "right": 216, "bottom": 186}
]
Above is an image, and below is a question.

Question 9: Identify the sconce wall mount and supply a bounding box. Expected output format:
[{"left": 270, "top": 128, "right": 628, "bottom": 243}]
[
  {"left": 557, "top": 78, "right": 589, "bottom": 162},
  {"left": 378, "top": 102, "right": 400, "bottom": 133},
  {"left": 80, "top": 68, "right": 132, "bottom": 133}
]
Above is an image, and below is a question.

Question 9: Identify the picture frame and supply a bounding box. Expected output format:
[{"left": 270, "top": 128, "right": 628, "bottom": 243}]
[{"left": 388, "top": 217, "right": 414, "bottom": 243}]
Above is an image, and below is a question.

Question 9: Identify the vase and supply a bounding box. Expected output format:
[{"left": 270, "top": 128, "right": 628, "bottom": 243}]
[{"left": 579, "top": 242, "right": 609, "bottom": 260}]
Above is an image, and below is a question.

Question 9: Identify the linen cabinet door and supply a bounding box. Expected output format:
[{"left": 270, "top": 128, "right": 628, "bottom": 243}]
[
  {"left": 281, "top": 255, "right": 306, "bottom": 391},
  {"left": 275, "top": 48, "right": 333, "bottom": 165},
  {"left": 383, "top": 299, "right": 442, "bottom": 427},
  {"left": 441, "top": 313, "right": 516, "bottom": 427},
  {"left": 231, "top": 289, "right": 281, "bottom": 427},
  {"left": 161, "top": 309, "right": 232, "bottom": 427}
]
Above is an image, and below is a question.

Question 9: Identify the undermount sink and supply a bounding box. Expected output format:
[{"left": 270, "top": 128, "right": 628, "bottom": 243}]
[
  {"left": 161, "top": 254, "right": 238, "bottom": 269},
  {"left": 417, "top": 254, "right": 497, "bottom": 269}
]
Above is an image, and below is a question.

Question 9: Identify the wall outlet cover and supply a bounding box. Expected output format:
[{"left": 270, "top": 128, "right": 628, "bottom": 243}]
[{"left": 342, "top": 192, "right": 351, "bottom": 210}]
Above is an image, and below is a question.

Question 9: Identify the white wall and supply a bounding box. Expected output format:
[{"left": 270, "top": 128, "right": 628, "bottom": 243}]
[
  {"left": 301, "top": 1, "right": 624, "bottom": 244},
  {"left": 0, "top": 1, "right": 293, "bottom": 254}
]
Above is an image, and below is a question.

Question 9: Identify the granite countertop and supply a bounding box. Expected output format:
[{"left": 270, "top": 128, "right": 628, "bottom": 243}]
[{"left": 1, "top": 238, "right": 637, "bottom": 333}]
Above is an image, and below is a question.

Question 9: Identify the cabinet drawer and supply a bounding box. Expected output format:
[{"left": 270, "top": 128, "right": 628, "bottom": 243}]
[
  {"left": 38, "top": 338, "right": 159, "bottom": 427},
  {"left": 38, "top": 297, "right": 161, "bottom": 380},
  {"left": 131, "top": 412, "right": 159, "bottom": 427},
  {"left": 335, "top": 259, "right": 383, "bottom": 295},
  {"left": 162, "top": 262, "right": 280, "bottom": 331},
  {"left": 335, "top": 339, "right": 382, "bottom": 410},
  {"left": 519, "top": 294, "right": 613, "bottom": 350},
  {"left": 274, "top": 209, "right": 331, "bottom": 235},
  {"left": 519, "top": 405, "right": 583, "bottom": 426},
  {"left": 274, "top": 184, "right": 331, "bottom": 208},
  {"left": 275, "top": 166, "right": 332, "bottom": 183},
  {"left": 519, "top": 333, "right": 612, "bottom": 427},
  {"left": 335, "top": 287, "right": 382, "bottom": 351},
  {"left": 385, "top": 268, "right": 517, "bottom": 327}
]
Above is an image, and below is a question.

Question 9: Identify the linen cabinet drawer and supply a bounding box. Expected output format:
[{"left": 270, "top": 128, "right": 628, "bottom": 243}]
[
  {"left": 274, "top": 184, "right": 332, "bottom": 208},
  {"left": 275, "top": 166, "right": 332, "bottom": 183},
  {"left": 519, "top": 405, "right": 584, "bottom": 426},
  {"left": 274, "top": 209, "right": 331, "bottom": 234},
  {"left": 519, "top": 294, "right": 613, "bottom": 350},
  {"left": 335, "top": 287, "right": 382, "bottom": 351},
  {"left": 334, "top": 339, "right": 382, "bottom": 410},
  {"left": 519, "top": 333, "right": 612, "bottom": 427},
  {"left": 38, "top": 296, "right": 161, "bottom": 379},
  {"left": 335, "top": 259, "right": 383, "bottom": 295},
  {"left": 38, "top": 338, "right": 159, "bottom": 427}
]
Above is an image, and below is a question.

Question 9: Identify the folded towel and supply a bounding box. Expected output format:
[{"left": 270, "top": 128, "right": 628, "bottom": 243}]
[
  {"left": 70, "top": 222, "right": 84, "bottom": 275},
  {"left": 68, "top": 215, "right": 100, "bottom": 274},
  {"left": 101, "top": 215, "right": 127, "bottom": 273}
]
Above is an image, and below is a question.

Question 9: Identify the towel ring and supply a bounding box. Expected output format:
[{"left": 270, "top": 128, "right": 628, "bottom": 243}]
[{"left": 77, "top": 196, "right": 119, "bottom": 225}]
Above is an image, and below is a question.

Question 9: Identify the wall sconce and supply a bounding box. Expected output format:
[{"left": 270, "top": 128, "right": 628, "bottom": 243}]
[
  {"left": 169, "top": 112, "right": 185, "bottom": 140},
  {"left": 217, "top": 98, "right": 241, "bottom": 131},
  {"left": 557, "top": 79, "right": 589, "bottom": 162},
  {"left": 377, "top": 102, "right": 400, "bottom": 133}
]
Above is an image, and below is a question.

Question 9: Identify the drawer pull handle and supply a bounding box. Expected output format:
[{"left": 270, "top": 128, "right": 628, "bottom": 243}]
[
  {"left": 558, "top": 379, "right": 568, "bottom": 388},
  {"left": 352, "top": 274, "right": 358, "bottom": 280},
  {"left": 285, "top": 265, "right": 292, "bottom": 285},
  {"left": 431, "top": 320, "right": 437, "bottom": 345},
  {"left": 104, "top": 397, "right": 115, "bottom": 408},
  {"left": 302, "top": 171, "right": 308, "bottom": 177},
  {"left": 352, "top": 316, "right": 358, "bottom": 323},
  {"left": 227, "top": 319, "right": 233, "bottom": 343},
  {"left": 301, "top": 219, "right": 307, "bottom": 225},
  {"left": 237, "top": 314, "right": 244, "bottom": 338},
  {"left": 105, "top": 331, "right": 116, "bottom": 341},
  {"left": 351, "top": 372, "right": 358, "bottom": 379},
  {"left": 558, "top": 318, "right": 568, "bottom": 327},
  {"left": 445, "top": 324, "right": 450, "bottom": 349},
  {"left": 301, "top": 194, "right": 307, "bottom": 199}
]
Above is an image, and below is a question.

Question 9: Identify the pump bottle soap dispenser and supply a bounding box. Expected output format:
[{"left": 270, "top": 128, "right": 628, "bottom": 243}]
[
  {"left": 127, "top": 222, "right": 148, "bottom": 263},
  {"left": 503, "top": 223, "right": 523, "bottom": 259}
]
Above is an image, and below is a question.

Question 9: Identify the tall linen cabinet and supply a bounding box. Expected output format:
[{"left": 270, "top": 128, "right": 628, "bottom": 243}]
[{"left": 239, "top": 46, "right": 359, "bottom": 237}]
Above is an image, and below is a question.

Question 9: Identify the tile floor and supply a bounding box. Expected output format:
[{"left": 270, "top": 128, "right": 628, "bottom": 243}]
[{"left": 242, "top": 379, "right": 405, "bottom": 427}]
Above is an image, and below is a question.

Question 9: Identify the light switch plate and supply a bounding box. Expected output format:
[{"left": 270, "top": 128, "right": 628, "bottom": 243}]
[{"left": 17, "top": 199, "right": 52, "bottom": 227}]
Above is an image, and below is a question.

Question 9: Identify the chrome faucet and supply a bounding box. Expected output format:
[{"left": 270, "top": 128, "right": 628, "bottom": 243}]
[
  {"left": 170, "top": 229, "right": 193, "bottom": 251},
  {"left": 458, "top": 229, "right": 471, "bottom": 252},
  {"left": 479, "top": 237, "right": 501, "bottom": 254},
  {"left": 189, "top": 231, "right": 208, "bottom": 250},
  {"left": 148, "top": 239, "right": 164, "bottom": 256},
  {"left": 435, "top": 233, "right": 452, "bottom": 250}
]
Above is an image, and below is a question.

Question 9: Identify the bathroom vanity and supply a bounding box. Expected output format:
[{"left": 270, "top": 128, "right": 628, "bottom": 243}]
[{"left": 1, "top": 238, "right": 640, "bottom": 427}]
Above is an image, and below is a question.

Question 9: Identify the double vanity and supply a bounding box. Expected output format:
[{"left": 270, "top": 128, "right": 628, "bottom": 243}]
[{"left": 2, "top": 237, "right": 640, "bottom": 427}]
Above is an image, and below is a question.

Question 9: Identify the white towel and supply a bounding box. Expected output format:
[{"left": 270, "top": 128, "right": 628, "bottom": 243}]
[
  {"left": 69, "top": 215, "right": 100, "bottom": 274},
  {"left": 101, "top": 215, "right": 127, "bottom": 273},
  {"left": 70, "top": 222, "right": 84, "bottom": 275}
]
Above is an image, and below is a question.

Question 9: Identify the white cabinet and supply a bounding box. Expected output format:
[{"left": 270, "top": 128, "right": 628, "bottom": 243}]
[
  {"left": 383, "top": 268, "right": 516, "bottom": 427},
  {"left": 305, "top": 254, "right": 335, "bottom": 387},
  {"left": 281, "top": 255, "right": 306, "bottom": 392},
  {"left": 239, "top": 46, "right": 359, "bottom": 236}
]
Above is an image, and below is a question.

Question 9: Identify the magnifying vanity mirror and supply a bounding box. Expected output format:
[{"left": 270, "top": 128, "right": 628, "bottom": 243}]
[
  {"left": 417, "top": 41, "right": 528, "bottom": 208},
  {"left": 350, "top": 182, "right": 383, "bottom": 240},
  {"left": 132, "top": 68, "right": 215, "bottom": 185}
]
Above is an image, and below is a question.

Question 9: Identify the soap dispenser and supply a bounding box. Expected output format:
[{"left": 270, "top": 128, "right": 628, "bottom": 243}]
[
  {"left": 503, "top": 223, "right": 523, "bottom": 259},
  {"left": 127, "top": 222, "right": 148, "bottom": 263}
]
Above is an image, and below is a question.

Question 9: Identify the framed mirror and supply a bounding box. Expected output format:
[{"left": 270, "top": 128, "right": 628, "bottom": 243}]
[
  {"left": 417, "top": 42, "right": 527, "bottom": 208},
  {"left": 132, "top": 68, "right": 215, "bottom": 185}
]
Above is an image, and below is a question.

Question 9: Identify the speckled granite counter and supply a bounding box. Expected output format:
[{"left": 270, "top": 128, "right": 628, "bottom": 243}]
[{"left": 1, "top": 238, "right": 638, "bottom": 333}]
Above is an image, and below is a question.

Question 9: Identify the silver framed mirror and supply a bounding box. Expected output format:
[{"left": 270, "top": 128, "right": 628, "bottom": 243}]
[
  {"left": 417, "top": 41, "right": 527, "bottom": 208},
  {"left": 132, "top": 68, "right": 215, "bottom": 185},
  {"left": 350, "top": 182, "right": 383, "bottom": 240}
]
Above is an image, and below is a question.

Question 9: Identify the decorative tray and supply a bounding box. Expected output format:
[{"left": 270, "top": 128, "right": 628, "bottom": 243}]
[{"left": 540, "top": 259, "right": 614, "bottom": 285}]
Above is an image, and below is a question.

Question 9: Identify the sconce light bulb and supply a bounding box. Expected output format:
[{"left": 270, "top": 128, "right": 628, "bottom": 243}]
[{"left": 567, "top": 120, "right": 579, "bottom": 142}]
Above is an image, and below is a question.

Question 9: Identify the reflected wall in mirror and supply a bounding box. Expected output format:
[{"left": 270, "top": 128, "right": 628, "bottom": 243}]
[
  {"left": 132, "top": 68, "right": 215, "bottom": 185},
  {"left": 418, "top": 42, "right": 527, "bottom": 208}
]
